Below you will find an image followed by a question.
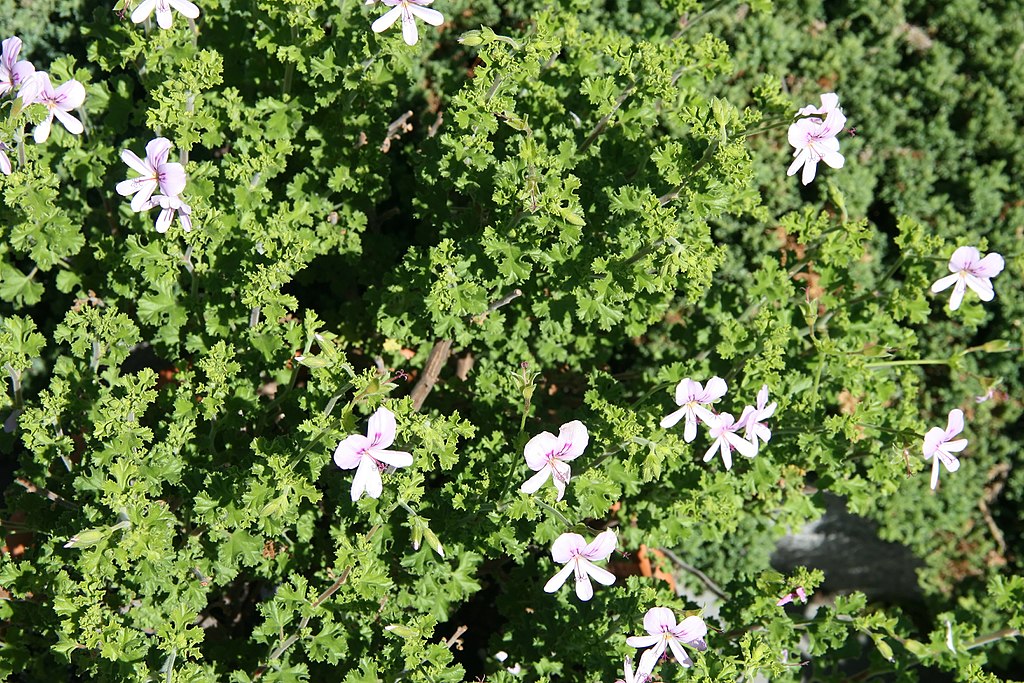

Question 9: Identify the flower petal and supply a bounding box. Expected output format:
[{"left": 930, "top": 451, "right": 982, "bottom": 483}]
[
  {"left": 801, "top": 156, "right": 818, "bottom": 185},
  {"left": 948, "top": 279, "right": 967, "bottom": 310},
  {"left": 352, "top": 455, "right": 383, "bottom": 500},
  {"left": 550, "top": 533, "right": 586, "bottom": 564},
  {"left": 168, "top": 0, "right": 200, "bottom": 18},
  {"left": 582, "top": 529, "right": 616, "bottom": 561},
  {"left": 159, "top": 162, "right": 187, "bottom": 196},
  {"left": 145, "top": 137, "right": 172, "bottom": 167},
  {"left": 32, "top": 114, "right": 53, "bottom": 144},
  {"left": 407, "top": 4, "right": 444, "bottom": 25},
  {"left": 334, "top": 434, "right": 370, "bottom": 469},
  {"left": 974, "top": 252, "right": 1004, "bottom": 278},
  {"left": 155, "top": 207, "right": 174, "bottom": 233},
  {"left": 643, "top": 607, "right": 677, "bottom": 635},
  {"left": 131, "top": 0, "right": 157, "bottom": 24},
  {"left": 667, "top": 638, "right": 694, "bottom": 668},
  {"left": 948, "top": 246, "right": 979, "bottom": 272},
  {"left": 930, "top": 273, "right": 959, "bottom": 293},
  {"left": 524, "top": 431, "right": 558, "bottom": 470},
  {"left": 964, "top": 274, "right": 994, "bottom": 301},
  {"left": 945, "top": 409, "right": 964, "bottom": 438},
  {"left": 582, "top": 560, "right": 616, "bottom": 586},
  {"left": 543, "top": 562, "right": 574, "bottom": 593},
  {"left": 367, "top": 406, "right": 397, "bottom": 448},
  {"left": 122, "top": 149, "right": 153, "bottom": 176},
  {"left": 520, "top": 466, "right": 551, "bottom": 495},
  {"left": 701, "top": 376, "right": 727, "bottom": 402},
  {"left": 660, "top": 407, "right": 687, "bottom": 430},
  {"left": 374, "top": 448, "right": 413, "bottom": 468},
  {"left": 54, "top": 79, "right": 85, "bottom": 109},
  {"left": 371, "top": 5, "right": 403, "bottom": 32},
  {"left": 676, "top": 616, "right": 708, "bottom": 643},
  {"left": 625, "top": 635, "right": 659, "bottom": 648},
  {"left": 574, "top": 571, "right": 594, "bottom": 601},
  {"left": 53, "top": 108, "right": 83, "bottom": 135},
  {"left": 555, "top": 420, "right": 589, "bottom": 459},
  {"left": 401, "top": 9, "right": 419, "bottom": 45}
]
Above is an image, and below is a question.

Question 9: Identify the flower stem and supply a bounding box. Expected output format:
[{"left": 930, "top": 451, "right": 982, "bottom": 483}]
[{"left": 865, "top": 358, "right": 948, "bottom": 369}]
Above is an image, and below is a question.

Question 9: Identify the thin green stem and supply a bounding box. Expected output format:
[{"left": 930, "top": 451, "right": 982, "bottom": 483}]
[{"left": 865, "top": 358, "right": 948, "bottom": 369}]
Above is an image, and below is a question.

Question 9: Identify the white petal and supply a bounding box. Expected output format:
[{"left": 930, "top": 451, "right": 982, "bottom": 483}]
[
  {"left": 371, "top": 5, "right": 403, "bottom": 33},
  {"left": 33, "top": 114, "right": 53, "bottom": 144},
  {"left": 401, "top": 9, "right": 419, "bottom": 45},
  {"left": 582, "top": 560, "right": 616, "bottom": 586},
  {"left": 168, "top": 0, "right": 200, "bottom": 18},
  {"left": 930, "top": 273, "right": 959, "bottom": 294},
  {"left": 520, "top": 466, "right": 551, "bottom": 495},
  {"left": 131, "top": 0, "right": 157, "bottom": 23},
  {"left": 543, "top": 562, "right": 574, "bottom": 593},
  {"left": 407, "top": 4, "right": 444, "bottom": 25},
  {"left": 574, "top": 571, "right": 594, "bottom": 601}
]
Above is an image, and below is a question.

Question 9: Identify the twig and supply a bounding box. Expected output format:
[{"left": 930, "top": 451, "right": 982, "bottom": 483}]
[
  {"left": 658, "top": 547, "right": 729, "bottom": 600},
  {"left": 409, "top": 339, "right": 453, "bottom": 412}
]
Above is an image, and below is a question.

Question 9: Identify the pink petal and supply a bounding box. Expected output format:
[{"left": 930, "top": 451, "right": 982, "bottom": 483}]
[
  {"left": 973, "top": 253, "right": 1004, "bottom": 278},
  {"left": 519, "top": 466, "right": 551, "bottom": 495},
  {"left": 367, "top": 406, "right": 397, "bottom": 448},
  {"left": 674, "top": 378, "right": 697, "bottom": 405},
  {"left": 401, "top": 10, "right": 419, "bottom": 45},
  {"left": 145, "top": 137, "right": 172, "bottom": 167},
  {"left": 53, "top": 108, "right": 83, "bottom": 135},
  {"left": 944, "top": 409, "right": 964, "bottom": 438},
  {"left": 701, "top": 376, "right": 727, "bottom": 403},
  {"left": 351, "top": 455, "right": 383, "bottom": 500},
  {"left": 121, "top": 149, "right": 153, "bottom": 176},
  {"left": 407, "top": 4, "right": 444, "bottom": 25},
  {"left": 726, "top": 432, "right": 758, "bottom": 458},
  {"left": 550, "top": 533, "right": 586, "bottom": 564},
  {"left": 371, "top": 5, "right": 403, "bottom": 32},
  {"left": 930, "top": 273, "right": 959, "bottom": 294},
  {"left": 168, "top": 0, "right": 200, "bottom": 18},
  {"left": 373, "top": 448, "right": 412, "bottom": 468},
  {"left": 155, "top": 207, "right": 174, "bottom": 233},
  {"left": 818, "top": 92, "right": 840, "bottom": 113},
  {"left": 131, "top": 0, "right": 157, "bottom": 23},
  {"left": 643, "top": 607, "right": 677, "bottom": 635},
  {"left": 524, "top": 431, "right": 558, "bottom": 470},
  {"left": 625, "top": 635, "right": 659, "bottom": 648},
  {"left": 158, "top": 162, "right": 187, "bottom": 197},
  {"left": 948, "top": 279, "right": 966, "bottom": 310},
  {"left": 32, "top": 114, "right": 53, "bottom": 144},
  {"left": 581, "top": 529, "right": 616, "bottom": 561},
  {"left": 922, "top": 426, "right": 945, "bottom": 458},
  {"left": 948, "top": 246, "right": 979, "bottom": 272},
  {"left": 334, "top": 434, "right": 371, "bottom": 469},
  {"left": 543, "top": 562, "right": 574, "bottom": 593},
  {"left": 676, "top": 616, "right": 708, "bottom": 643},
  {"left": 54, "top": 80, "right": 85, "bottom": 109},
  {"left": 582, "top": 560, "right": 616, "bottom": 586},
  {"left": 787, "top": 120, "right": 813, "bottom": 148},
  {"left": 574, "top": 571, "right": 594, "bottom": 601},
  {"left": 660, "top": 406, "right": 687, "bottom": 429},
  {"left": 667, "top": 638, "right": 693, "bottom": 667},
  {"left": 964, "top": 274, "right": 994, "bottom": 301},
  {"left": 555, "top": 420, "right": 588, "bottom": 460}
]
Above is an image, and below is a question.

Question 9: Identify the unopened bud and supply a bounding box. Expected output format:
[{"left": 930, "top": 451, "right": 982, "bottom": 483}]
[
  {"left": 458, "top": 30, "right": 484, "bottom": 46},
  {"left": 63, "top": 527, "right": 108, "bottom": 549}
]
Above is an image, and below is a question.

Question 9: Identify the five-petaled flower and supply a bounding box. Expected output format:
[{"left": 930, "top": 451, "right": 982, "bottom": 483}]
[
  {"left": 371, "top": 0, "right": 445, "bottom": 46},
  {"left": 703, "top": 412, "right": 757, "bottom": 470},
  {"left": 520, "top": 420, "right": 588, "bottom": 501},
  {"left": 930, "top": 246, "right": 1004, "bottom": 311},
  {"left": 626, "top": 608, "right": 708, "bottom": 675},
  {"left": 141, "top": 194, "right": 194, "bottom": 233},
  {"left": 116, "top": 137, "right": 187, "bottom": 212},
  {"left": 738, "top": 384, "right": 777, "bottom": 448},
  {"left": 787, "top": 92, "right": 846, "bottom": 185},
  {"left": 923, "top": 409, "right": 967, "bottom": 490},
  {"left": 20, "top": 72, "right": 85, "bottom": 143},
  {"left": 131, "top": 0, "right": 201, "bottom": 29},
  {"left": 660, "top": 377, "right": 727, "bottom": 443},
  {"left": 1, "top": 36, "right": 35, "bottom": 97},
  {"left": 333, "top": 406, "right": 414, "bottom": 501},
  {"left": 543, "top": 529, "right": 616, "bottom": 601}
]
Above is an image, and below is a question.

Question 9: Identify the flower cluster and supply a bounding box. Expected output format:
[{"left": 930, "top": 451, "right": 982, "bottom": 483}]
[
  {"left": 0, "top": 35, "right": 86, "bottom": 175},
  {"left": 116, "top": 137, "right": 195, "bottom": 232},
  {"left": 662, "top": 378, "right": 777, "bottom": 471}
]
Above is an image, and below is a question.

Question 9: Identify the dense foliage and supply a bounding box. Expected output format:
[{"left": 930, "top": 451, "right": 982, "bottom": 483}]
[{"left": 1, "top": 0, "right": 1021, "bottom": 681}]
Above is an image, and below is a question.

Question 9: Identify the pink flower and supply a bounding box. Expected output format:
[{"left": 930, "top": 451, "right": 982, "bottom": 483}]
[
  {"left": 333, "top": 407, "right": 413, "bottom": 501},
  {"left": 520, "top": 420, "right": 588, "bottom": 501},
  {"left": 141, "top": 194, "right": 194, "bottom": 233},
  {"left": 930, "top": 246, "right": 1005, "bottom": 311},
  {"left": 0, "top": 36, "right": 35, "bottom": 97},
  {"left": 923, "top": 409, "right": 967, "bottom": 490},
  {"left": 776, "top": 586, "right": 808, "bottom": 606},
  {"left": 787, "top": 92, "right": 846, "bottom": 185},
  {"left": 116, "top": 137, "right": 187, "bottom": 211},
  {"left": 543, "top": 529, "right": 616, "bottom": 601},
  {"left": 626, "top": 608, "right": 707, "bottom": 675},
  {"left": 660, "top": 377, "right": 727, "bottom": 442},
  {"left": 21, "top": 72, "right": 85, "bottom": 143},
  {"left": 371, "top": 0, "right": 445, "bottom": 46},
  {"left": 737, "top": 384, "right": 777, "bottom": 448},
  {"left": 131, "top": 0, "right": 200, "bottom": 29},
  {"left": 703, "top": 412, "right": 757, "bottom": 470}
]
